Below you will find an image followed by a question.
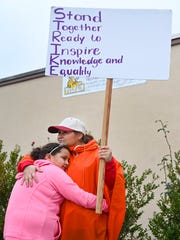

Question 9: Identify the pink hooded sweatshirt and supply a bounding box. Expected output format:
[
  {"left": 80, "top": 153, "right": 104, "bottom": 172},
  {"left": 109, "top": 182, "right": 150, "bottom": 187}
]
[{"left": 4, "top": 160, "right": 108, "bottom": 240}]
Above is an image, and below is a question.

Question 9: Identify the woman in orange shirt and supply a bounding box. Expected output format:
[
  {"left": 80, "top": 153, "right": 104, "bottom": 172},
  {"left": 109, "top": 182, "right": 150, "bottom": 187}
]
[{"left": 18, "top": 117, "right": 126, "bottom": 240}]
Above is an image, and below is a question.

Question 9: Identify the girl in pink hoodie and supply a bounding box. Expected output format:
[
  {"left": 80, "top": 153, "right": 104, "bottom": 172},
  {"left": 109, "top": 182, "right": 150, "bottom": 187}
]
[{"left": 4, "top": 143, "right": 108, "bottom": 240}]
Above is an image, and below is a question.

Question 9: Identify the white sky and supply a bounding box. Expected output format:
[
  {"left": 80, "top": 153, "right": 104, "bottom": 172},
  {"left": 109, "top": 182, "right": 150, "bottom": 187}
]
[{"left": 0, "top": 0, "right": 179, "bottom": 79}]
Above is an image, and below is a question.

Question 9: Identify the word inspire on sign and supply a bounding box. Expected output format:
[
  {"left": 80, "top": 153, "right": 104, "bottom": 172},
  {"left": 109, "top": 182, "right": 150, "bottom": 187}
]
[{"left": 48, "top": 8, "right": 123, "bottom": 77}]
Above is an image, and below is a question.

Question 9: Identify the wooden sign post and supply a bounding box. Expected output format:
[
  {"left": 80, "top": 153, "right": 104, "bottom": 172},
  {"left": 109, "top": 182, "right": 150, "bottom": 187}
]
[{"left": 96, "top": 78, "right": 113, "bottom": 214}]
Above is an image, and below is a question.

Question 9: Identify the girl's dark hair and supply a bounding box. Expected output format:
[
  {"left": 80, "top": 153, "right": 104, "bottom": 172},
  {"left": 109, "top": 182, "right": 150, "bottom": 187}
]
[{"left": 30, "top": 143, "right": 70, "bottom": 160}]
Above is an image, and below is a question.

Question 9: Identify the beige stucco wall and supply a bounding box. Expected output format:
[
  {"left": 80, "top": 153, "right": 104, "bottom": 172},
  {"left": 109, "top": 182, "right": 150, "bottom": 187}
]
[{"left": 0, "top": 41, "right": 179, "bottom": 228}]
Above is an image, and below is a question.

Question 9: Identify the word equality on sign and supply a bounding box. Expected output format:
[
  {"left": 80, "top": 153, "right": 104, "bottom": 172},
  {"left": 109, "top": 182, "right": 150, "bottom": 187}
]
[{"left": 46, "top": 7, "right": 172, "bottom": 80}]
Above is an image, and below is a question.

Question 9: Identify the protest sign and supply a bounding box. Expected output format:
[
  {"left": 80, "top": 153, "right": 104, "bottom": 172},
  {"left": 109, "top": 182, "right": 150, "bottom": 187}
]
[
  {"left": 62, "top": 77, "right": 146, "bottom": 97},
  {"left": 46, "top": 7, "right": 172, "bottom": 80}
]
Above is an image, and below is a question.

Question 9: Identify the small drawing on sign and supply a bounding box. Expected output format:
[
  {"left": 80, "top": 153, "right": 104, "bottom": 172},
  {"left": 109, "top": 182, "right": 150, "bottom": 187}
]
[{"left": 64, "top": 76, "right": 85, "bottom": 95}]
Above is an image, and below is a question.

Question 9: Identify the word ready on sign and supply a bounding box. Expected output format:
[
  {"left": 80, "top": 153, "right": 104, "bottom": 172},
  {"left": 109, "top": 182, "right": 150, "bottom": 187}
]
[{"left": 46, "top": 7, "right": 172, "bottom": 80}]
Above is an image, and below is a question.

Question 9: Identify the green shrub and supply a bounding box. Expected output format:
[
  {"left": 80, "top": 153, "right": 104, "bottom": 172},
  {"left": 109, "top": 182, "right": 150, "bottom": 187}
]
[
  {"left": 149, "top": 121, "right": 180, "bottom": 239},
  {"left": 119, "top": 160, "right": 159, "bottom": 240},
  {"left": 0, "top": 140, "right": 21, "bottom": 239}
]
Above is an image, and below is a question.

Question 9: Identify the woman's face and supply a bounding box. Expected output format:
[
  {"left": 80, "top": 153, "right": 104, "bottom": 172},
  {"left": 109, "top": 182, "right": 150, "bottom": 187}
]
[
  {"left": 57, "top": 131, "right": 83, "bottom": 147},
  {"left": 50, "top": 148, "right": 70, "bottom": 170}
]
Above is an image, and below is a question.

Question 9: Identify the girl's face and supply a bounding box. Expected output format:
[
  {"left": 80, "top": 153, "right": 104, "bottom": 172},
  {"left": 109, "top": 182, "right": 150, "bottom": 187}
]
[
  {"left": 57, "top": 131, "right": 83, "bottom": 147},
  {"left": 50, "top": 148, "right": 70, "bottom": 170}
]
